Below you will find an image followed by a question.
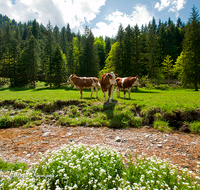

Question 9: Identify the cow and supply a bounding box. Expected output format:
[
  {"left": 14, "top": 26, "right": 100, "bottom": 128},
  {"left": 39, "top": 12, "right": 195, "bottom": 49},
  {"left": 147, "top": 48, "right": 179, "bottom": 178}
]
[
  {"left": 115, "top": 75, "right": 140, "bottom": 99},
  {"left": 67, "top": 74, "right": 100, "bottom": 99},
  {"left": 100, "top": 71, "right": 118, "bottom": 103}
]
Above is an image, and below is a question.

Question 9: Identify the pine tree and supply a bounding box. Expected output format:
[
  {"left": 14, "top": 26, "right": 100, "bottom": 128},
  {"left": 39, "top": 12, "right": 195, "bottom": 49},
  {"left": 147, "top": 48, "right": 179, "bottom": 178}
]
[
  {"left": 133, "top": 24, "right": 141, "bottom": 76},
  {"left": 94, "top": 36, "right": 106, "bottom": 70},
  {"left": 45, "top": 21, "right": 56, "bottom": 87},
  {"left": 19, "top": 35, "right": 40, "bottom": 86},
  {"left": 72, "top": 37, "right": 80, "bottom": 76},
  {"left": 53, "top": 25, "right": 60, "bottom": 44},
  {"left": 140, "top": 24, "right": 148, "bottom": 76},
  {"left": 80, "top": 27, "right": 99, "bottom": 77},
  {"left": 146, "top": 18, "right": 159, "bottom": 78},
  {"left": 162, "top": 55, "right": 173, "bottom": 85},
  {"left": 123, "top": 24, "right": 134, "bottom": 77},
  {"left": 52, "top": 44, "right": 67, "bottom": 87},
  {"left": 181, "top": 6, "right": 200, "bottom": 91},
  {"left": 32, "top": 19, "right": 39, "bottom": 40},
  {"left": 0, "top": 28, "right": 4, "bottom": 80},
  {"left": 4, "top": 24, "right": 14, "bottom": 83},
  {"left": 115, "top": 24, "right": 124, "bottom": 76},
  {"left": 105, "top": 36, "right": 111, "bottom": 58},
  {"left": 60, "top": 27, "right": 67, "bottom": 55}
]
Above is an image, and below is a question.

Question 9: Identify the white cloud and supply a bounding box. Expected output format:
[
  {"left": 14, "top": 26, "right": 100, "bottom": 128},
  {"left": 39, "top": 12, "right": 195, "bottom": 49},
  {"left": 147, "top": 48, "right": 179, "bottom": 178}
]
[
  {"left": 154, "top": 0, "right": 171, "bottom": 11},
  {"left": 92, "top": 5, "right": 153, "bottom": 37},
  {"left": 155, "top": 0, "right": 187, "bottom": 17},
  {"left": 0, "top": 0, "right": 106, "bottom": 33}
]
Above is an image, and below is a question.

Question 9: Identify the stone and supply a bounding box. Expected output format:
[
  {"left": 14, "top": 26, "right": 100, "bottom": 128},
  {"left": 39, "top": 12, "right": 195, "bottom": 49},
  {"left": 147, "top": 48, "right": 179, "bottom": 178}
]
[
  {"left": 42, "top": 132, "right": 49, "bottom": 137},
  {"left": 179, "top": 124, "right": 191, "bottom": 133},
  {"left": 115, "top": 136, "right": 121, "bottom": 142},
  {"left": 26, "top": 154, "right": 31, "bottom": 158}
]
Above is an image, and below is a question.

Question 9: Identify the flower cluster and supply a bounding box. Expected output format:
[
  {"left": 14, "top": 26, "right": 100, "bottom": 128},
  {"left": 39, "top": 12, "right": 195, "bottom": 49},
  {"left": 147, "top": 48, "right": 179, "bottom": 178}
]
[{"left": 0, "top": 143, "right": 199, "bottom": 189}]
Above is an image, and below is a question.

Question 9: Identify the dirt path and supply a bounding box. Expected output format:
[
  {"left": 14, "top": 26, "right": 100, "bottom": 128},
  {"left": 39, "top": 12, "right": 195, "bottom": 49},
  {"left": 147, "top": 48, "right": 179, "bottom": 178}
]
[{"left": 0, "top": 125, "right": 200, "bottom": 173}]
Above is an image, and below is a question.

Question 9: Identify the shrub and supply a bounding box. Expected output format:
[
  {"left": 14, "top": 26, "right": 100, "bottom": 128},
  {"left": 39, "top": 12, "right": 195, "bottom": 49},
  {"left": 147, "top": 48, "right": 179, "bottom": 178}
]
[
  {"left": 12, "top": 115, "right": 29, "bottom": 127},
  {"left": 154, "top": 120, "right": 172, "bottom": 132},
  {"left": 0, "top": 115, "right": 11, "bottom": 128},
  {"left": 69, "top": 107, "right": 80, "bottom": 118},
  {"left": 189, "top": 121, "right": 200, "bottom": 132}
]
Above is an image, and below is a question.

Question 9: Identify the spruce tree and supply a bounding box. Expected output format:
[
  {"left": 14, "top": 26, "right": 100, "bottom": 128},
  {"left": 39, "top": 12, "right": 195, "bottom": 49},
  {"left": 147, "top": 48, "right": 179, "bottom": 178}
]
[
  {"left": 19, "top": 35, "right": 40, "bottom": 86},
  {"left": 123, "top": 24, "right": 134, "bottom": 77},
  {"left": 52, "top": 44, "right": 67, "bottom": 87},
  {"left": 182, "top": 6, "right": 200, "bottom": 91},
  {"left": 45, "top": 21, "right": 56, "bottom": 87},
  {"left": 80, "top": 27, "right": 99, "bottom": 77},
  {"left": 146, "top": 18, "right": 159, "bottom": 78}
]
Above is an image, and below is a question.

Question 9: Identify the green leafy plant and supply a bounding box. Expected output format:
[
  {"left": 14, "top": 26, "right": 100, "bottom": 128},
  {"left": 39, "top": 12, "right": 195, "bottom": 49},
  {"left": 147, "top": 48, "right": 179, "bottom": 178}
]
[
  {"left": 154, "top": 120, "right": 172, "bottom": 132},
  {"left": 0, "top": 144, "right": 199, "bottom": 189}
]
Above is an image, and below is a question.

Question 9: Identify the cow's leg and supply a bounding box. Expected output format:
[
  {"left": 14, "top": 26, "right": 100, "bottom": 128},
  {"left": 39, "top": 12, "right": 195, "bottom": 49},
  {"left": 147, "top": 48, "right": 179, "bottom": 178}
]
[
  {"left": 128, "top": 88, "right": 131, "bottom": 99},
  {"left": 90, "top": 87, "right": 94, "bottom": 97},
  {"left": 123, "top": 90, "right": 126, "bottom": 99},
  {"left": 103, "top": 91, "right": 106, "bottom": 103},
  {"left": 108, "top": 87, "right": 112, "bottom": 103},
  {"left": 110, "top": 85, "right": 114, "bottom": 100},
  {"left": 95, "top": 86, "right": 98, "bottom": 98},
  {"left": 80, "top": 89, "right": 83, "bottom": 99},
  {"left": 116, "top": 87, "right": 120, "bottom": 98}
]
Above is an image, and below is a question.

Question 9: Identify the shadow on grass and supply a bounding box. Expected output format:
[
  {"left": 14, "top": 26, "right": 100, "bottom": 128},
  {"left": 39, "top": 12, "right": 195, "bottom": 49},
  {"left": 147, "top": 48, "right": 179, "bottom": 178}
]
[
  {"left": 0, "top": 87, "right": 31, "bottom": 92},
  {"left": 132, "top": 89, "right": 160, "bottom": 94},
  {"left": 103, "top": 99, "right": 118, "bottom": 122}
]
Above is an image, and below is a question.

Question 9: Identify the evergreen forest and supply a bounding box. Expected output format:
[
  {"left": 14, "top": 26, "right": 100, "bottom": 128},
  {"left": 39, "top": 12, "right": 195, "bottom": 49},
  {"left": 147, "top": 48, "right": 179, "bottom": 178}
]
[{"left": 0, "top": 6, "right": 200, "bottom": 90}]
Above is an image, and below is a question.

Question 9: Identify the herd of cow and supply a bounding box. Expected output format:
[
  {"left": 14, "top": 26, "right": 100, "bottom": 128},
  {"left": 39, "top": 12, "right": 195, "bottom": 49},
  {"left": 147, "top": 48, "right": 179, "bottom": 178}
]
[{"left": 67, "top": 71, "right": 140, "bottom": 103}]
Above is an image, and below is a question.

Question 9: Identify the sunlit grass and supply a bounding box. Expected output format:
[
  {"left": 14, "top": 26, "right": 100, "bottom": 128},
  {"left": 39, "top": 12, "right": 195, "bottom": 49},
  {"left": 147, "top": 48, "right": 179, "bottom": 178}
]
[{"left": 0, "top": 84, "right": 200, "bottom": 131}]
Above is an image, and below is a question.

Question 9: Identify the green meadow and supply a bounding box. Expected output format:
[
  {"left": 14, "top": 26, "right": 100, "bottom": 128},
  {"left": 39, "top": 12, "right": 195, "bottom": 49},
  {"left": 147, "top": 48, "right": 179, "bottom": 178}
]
[
  {"left": 0, "top": 83, "right": 200, "bottom": 132},
  {"left": 1, "top": 84, "right": 200, "bottom": 189}
]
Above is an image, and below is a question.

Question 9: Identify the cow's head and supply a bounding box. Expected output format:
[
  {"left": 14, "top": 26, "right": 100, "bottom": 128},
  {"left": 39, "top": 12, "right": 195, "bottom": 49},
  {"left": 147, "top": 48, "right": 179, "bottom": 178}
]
[
  {"left": 67, "top": 74, "right": 75, "bottom": 84},
  {"left": 109, "top": 71, "right": 117, "bottom": 85},
  {"left": 133, "top": 75, "right": 140, "bottom": 87}
]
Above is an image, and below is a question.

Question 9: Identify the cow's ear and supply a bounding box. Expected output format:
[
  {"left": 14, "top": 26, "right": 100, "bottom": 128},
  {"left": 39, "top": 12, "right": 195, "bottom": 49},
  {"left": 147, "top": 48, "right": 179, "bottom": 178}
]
[
  {"left": 136, "top": 75, "right": 138, "bottom": 78},
  {"left": 115, "top": 74, "right": 118, "bottom": 77}
]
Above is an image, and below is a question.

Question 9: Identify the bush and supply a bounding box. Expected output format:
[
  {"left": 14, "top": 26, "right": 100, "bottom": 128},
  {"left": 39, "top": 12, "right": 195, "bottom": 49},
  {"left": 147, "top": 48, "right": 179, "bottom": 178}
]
[
  {"left": 153, "top": 120, "right": 172, "bottom": 132},
  {"left": 0, "top": 115, "right": 11, "bottom": 128},
  {"left": 110, "top": 111, "right": 142, "bottom": 128},
  {"left": 189, "top": 121, "right": 200, "bottom": 132}
]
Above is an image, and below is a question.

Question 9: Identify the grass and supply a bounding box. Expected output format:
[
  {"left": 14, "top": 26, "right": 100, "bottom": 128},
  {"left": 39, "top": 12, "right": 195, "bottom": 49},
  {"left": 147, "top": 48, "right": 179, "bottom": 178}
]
[
  {"left": 0, "top": 84, "right": 200, "bottom": 131},
  {"left": 0, "top": 159, "right": 27, "bottom": 172},
  {"left": 0, "top": 84, "right": 200, "bottom": 189},
  {"left": 0, "top": 143, "right": 199, "bottom": 189}
]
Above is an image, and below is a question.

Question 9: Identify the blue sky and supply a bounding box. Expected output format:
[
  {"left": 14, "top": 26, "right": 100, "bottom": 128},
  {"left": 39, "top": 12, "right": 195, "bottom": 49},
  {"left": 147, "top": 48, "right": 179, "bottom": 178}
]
[{"left": 0, "top": 0, "right": 199, "bottom": 37}]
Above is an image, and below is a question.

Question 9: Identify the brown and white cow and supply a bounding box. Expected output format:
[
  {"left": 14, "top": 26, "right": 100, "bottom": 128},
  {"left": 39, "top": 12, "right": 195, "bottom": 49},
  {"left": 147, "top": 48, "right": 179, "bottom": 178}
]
[
  {"left": 115, "top": 75, "right": 140, "bottom": 99},
  {"left": 67, "top": 74, "right": 100, "bottom": 99},
  {"left": 100, "top": 71, "right": 118, "bottom": 103}
]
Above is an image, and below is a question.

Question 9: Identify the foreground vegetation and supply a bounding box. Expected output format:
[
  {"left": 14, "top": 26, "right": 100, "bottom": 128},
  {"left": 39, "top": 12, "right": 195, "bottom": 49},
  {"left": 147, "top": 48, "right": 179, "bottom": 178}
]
[
  {"left": 0, "top": 143, "right": 200, "bottom": 190},
  {"left": 0, "top": 83, "right": 200, "bottom": 132}
]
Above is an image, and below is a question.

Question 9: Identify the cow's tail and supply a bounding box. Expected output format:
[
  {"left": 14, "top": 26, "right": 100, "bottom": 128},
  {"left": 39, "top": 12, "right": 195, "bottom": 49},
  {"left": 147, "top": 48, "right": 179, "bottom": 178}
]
[{"left": 97, "top": 81, "right": 101, "bottom": 87}]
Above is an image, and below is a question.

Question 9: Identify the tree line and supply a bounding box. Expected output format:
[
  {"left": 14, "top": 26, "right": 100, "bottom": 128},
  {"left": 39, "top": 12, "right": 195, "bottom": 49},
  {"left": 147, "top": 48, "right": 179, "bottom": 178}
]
[{"left": 0, "top": 6, "right": 200, "bottom": 90}]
